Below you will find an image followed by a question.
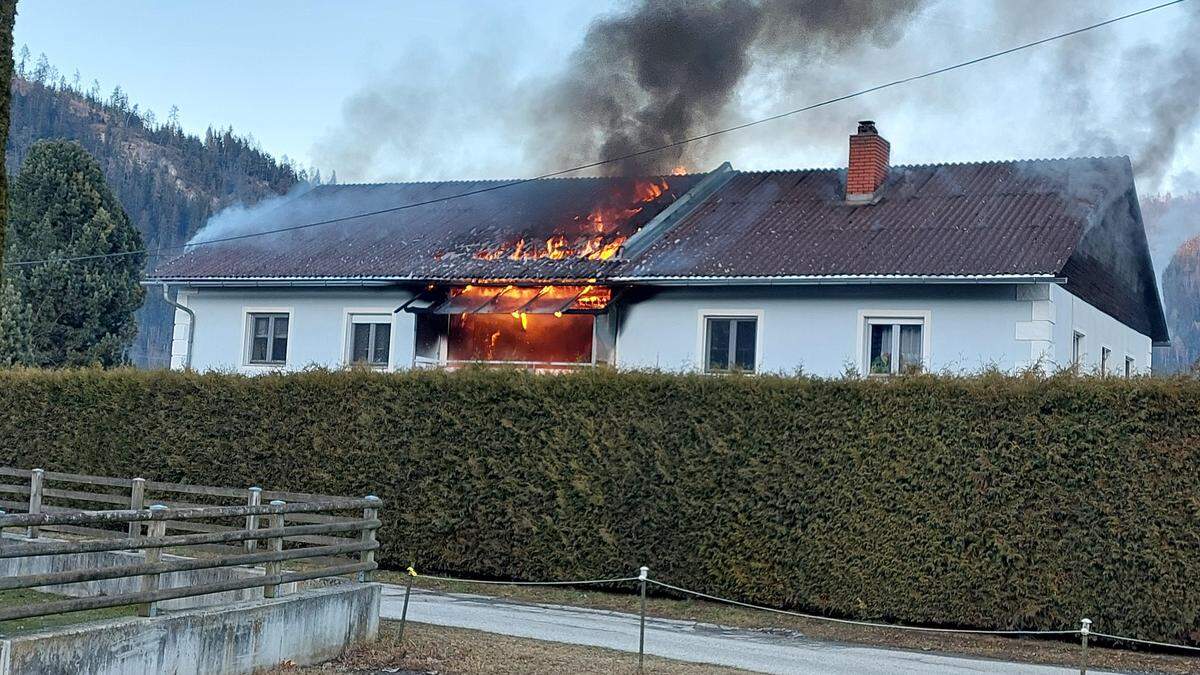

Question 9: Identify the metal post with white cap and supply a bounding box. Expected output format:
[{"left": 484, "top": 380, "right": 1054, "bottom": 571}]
[
  {"left": 1079, "top": 617, "right": 1092, "bottom": 675},
  {"left": 638, "top": 565, "right": 649, "bottom": 673}
]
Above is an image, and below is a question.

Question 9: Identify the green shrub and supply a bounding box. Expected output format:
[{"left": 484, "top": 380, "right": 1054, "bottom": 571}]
[{"left": 0, "top": 367, "right": 1197, "bottom": 643}]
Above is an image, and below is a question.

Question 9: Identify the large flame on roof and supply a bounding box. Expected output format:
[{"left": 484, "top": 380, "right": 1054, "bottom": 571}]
[{"left": 473, "top": 178, "right": 669, "bottom": 262}]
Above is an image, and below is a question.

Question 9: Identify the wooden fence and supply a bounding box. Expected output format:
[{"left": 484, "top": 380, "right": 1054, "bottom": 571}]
[{"left": 0, "top": 467, "right": 381, "bottom": 622}]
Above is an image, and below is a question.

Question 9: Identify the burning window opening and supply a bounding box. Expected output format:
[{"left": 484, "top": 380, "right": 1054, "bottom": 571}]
[
  {"left": 410, "top": 284, "right": 617, "bottom": 369},
  {"left": 467, "top": 178, "right": 670, "bottom": 262},
  {"left": 419, "top": 284, "right": 614, "bottom": 315}
]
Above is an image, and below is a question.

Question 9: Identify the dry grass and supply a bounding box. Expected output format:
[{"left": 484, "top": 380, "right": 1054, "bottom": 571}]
[
  {"left": 378, "top": 570, "right": 1200, "bottom": 675},
  {"left": 276, "top": 621, "right": 750, "bottom": 674}
]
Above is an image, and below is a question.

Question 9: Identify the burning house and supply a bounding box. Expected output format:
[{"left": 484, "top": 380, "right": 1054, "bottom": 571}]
[{"left": 149, "top": 122, "right": 1167, "bottom": 376}]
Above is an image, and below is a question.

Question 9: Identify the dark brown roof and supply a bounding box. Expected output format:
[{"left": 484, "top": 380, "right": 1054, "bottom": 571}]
[
  {"left": 622, "top": 159, "right": 1119, "bottom": 277},
  {"left": 151, "top": 175, "right": 705, "bottom": 281}
]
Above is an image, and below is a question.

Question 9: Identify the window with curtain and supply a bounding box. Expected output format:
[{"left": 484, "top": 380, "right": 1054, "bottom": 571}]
[
  {"left": 866, "top": 317, "right": 924, "bottom": 375},
  {"left": 247, "top": 313, "right": 289, "bottom": 365},
  {"left": 348, "top": 315, "right": 392, "bottom": 368},
  {"left": 704, "top": 316, "right": 758, "bottom": 373}
]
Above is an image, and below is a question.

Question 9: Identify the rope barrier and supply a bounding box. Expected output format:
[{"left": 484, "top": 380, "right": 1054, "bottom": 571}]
[
  {"left": 1090, "top": 632, "right": 1200, "bottom": 653},
  {"left": 646, "top": 579, "right": 1079, "bottom": 637},
  {"left": 398, "top": 566, "right": 1200, "bottom": 661}
]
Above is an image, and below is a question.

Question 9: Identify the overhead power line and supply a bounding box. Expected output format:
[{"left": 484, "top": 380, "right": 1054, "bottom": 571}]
[{"left": 3, "top": 0, "right": 1187, "bottom": 270}]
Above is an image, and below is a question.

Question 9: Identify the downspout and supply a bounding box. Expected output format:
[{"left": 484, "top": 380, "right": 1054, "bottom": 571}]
[{"left": 160, "top": 283, "right": 195, "bottom": 370}]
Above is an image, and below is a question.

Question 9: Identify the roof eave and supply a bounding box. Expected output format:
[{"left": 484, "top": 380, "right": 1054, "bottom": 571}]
[{"left": 609, "top": 274, "right": 1067, "bottom": 286}]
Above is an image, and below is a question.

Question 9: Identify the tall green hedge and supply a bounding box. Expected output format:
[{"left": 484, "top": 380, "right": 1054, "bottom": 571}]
[{"left": 0, "top": 368, "right": 1197, "bottom": 643}]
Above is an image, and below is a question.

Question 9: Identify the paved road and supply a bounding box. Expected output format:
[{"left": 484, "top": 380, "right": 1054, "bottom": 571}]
[{"left": 379, "top": 585, "right": 1119, "bottom": 674}]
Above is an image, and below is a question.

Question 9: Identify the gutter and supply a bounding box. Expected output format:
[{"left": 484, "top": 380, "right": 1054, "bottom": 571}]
[
  {"left": 608, "top": 275, "right": 1068, "bottom": 286},
  {"left": 160, "top": 283, "right": 195, "bottom": 370}
]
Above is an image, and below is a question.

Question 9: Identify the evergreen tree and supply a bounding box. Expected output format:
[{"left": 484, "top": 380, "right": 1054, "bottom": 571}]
[
  {"left": 4, "top": 140, "right": 145, "bottom": 366},
  {"left": 0, "top": 279, "right": 33, "bottom": 365},
  {"left": 0, "top": 0, "right": 16, "bottom": 264}
]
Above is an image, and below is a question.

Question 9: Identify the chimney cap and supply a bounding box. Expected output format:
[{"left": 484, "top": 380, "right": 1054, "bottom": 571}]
[{"left": 857, "top": 120, "right": 878, "bottom": 134}]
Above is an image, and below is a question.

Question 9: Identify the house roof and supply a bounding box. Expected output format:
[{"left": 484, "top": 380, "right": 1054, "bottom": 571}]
[
  {"left": 150, "top": 175, "right": 705, "bottom": 282},
  {"left": 149, "top": 156, "right": 1168, "bottom": 342}
]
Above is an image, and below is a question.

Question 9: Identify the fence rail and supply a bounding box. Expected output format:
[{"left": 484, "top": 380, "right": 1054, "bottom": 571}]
[{"left": 0, "top": 467, "right": 381, "bottom": 621}]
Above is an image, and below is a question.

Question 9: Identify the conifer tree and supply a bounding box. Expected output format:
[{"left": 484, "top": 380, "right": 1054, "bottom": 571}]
[
  {"left": 4, "top": 140, "right": 145, "bottom": 366},
  {"left": 0, "top": 0, "right": 17, "bottom": 262}
]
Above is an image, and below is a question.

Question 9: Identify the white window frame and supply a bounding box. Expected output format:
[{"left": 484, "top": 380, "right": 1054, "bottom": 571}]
[
  {"left": 1124, "top": 356, "right": 1135, "bottom": 377},
  {"left": 857, "top": 310, "right": 931, "bottom": 376},
  {"left": 342, "top": 308, "right": 396, "bottom": 370},
  {"left": 242, "top": 307, "right": 293, "bottom": 368},
  {"left": 1071, "top": 330, "right": 1086, "bottom": 367},
  {"left": 1100, "top": 346, "right": 1112, "bottom": 375},
  {"left": 696, "top": 309, "right": 763, "bottom": 374}
]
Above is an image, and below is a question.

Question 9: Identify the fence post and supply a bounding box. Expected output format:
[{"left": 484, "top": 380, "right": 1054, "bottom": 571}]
[
  {"left": 358, "top": 495, "right": 381, "bottom": 582},
  {"left": 264, "top": 500, "right": 285, "bottom": 598},
  {"left": 1079, "top": 618, "right": 1091, "bottom": 675},
  {"left": 137, "top": 504, "right": 169, "bottom": 617},
  {"left": 128, "top": 477, "right": 146, "bottom": 539},
  {"left": 638, "top": 565, "right": 649, "bottom": 674},
  {"left": 0, "top": 509, "right": 5, "bottom": 536},
  {"left": 244, "top": 486, "right": 262, "bottom": 554},
  {"left": 26, "top": 468, "right": 44, "bottom": 539}
]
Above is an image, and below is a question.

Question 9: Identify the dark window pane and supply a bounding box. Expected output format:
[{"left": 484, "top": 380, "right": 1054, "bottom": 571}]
[
  {"left": 352, "top": 323, "right": 371, "bottom": 363},
  {"left": 869, "top": 324, "right": 892, "bottom": 374},
  {"left": 898, "top": 325, "right": 922, "bottom": 372},
  {"left": 271, "top": 334, "right": 288, "bottom": 362},
  {"left": 733, "top": 319, "right": 756, "bottom": 371},
  {"left": 254, "top": 317, "right": 269, "bottom": 338},
  {"left": 251, "top": 337, "right": 268, "bottom": 362},
  {"left": 373, "top": 324, "right": 391, "bottom": 365},
  {"left": 707, "top": 319, "right": 730, "bottom": 371},
  {"left": 273, "top": 317, "right": 289, "bottom": 339}
]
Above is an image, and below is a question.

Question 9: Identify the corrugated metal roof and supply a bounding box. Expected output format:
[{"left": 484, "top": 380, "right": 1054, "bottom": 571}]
[
  {"left": 150, "top": 175, "right": 705, "bottom": 281},
  {"left": 620, "top": 158, "right": 1124, "bottom": 278}
]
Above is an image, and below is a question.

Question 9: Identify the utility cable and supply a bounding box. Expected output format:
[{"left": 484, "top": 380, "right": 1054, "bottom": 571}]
[{"left": 2, "top": 0, "right": 1186, "bottom": 270}]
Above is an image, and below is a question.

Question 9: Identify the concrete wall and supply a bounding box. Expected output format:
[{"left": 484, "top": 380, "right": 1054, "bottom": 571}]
[
  {"left": 0, "top": 583, "right": 380, "bottom": 675},
  {"left": 614, "top": 284, "right": 1043, "bottom": 376},
  {"left": 173, "top": 287, "right": 414, "bottom": 372}
]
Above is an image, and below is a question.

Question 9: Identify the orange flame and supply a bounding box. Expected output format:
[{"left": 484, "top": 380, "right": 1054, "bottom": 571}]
[{"left": 468, "top": 178, "right": 670, "bottom": 262}]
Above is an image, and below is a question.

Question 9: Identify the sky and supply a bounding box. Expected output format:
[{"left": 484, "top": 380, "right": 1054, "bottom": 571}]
[{"left": 12, "top": 0, "right": 1199, "bottom": 195}]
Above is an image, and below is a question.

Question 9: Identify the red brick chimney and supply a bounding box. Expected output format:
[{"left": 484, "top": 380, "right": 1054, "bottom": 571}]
[{"left": 846, "top": 120, "right": 889, "bottom": 202}]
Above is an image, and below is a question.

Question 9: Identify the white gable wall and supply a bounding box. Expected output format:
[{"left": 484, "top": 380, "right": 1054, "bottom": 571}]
[{"left": 1048, "top": 284, "right": 1152, "bottom": 374}]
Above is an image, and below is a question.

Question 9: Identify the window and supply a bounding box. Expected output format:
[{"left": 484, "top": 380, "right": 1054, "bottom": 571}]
[
  {"left": 247, "top": 313, "right": 289, "bottom": 365},
  {"left": 864, "top": 317, "right": 924, "bottom": 375},
  {"left": 348, "top": 315, "right": 392, "bottom": 368},
  {"left": 1072, "top": 331, "right": 1085, "bottom": 367},
  {"left": 1100, "top": 347, "right": 1111, "bottom": 375},
  {"left": 1125, "top": 356, "right": 1135, "bottom": 377},
  {"left": 704, "top": 317, "right": 757, "bottom": 373}
]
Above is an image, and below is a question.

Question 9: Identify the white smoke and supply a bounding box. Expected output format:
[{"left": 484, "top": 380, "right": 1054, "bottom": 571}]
[{"left": 185, "top": 182, "right": 315, "bottom": 248}]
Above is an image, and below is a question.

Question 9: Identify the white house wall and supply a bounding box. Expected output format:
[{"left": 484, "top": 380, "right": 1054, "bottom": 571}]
[
  {"left": 169, "top": 282, "right": 1154, "bottom": 376},
  {"left": 172, "top": 288, "right": 415, "bottom": 372},
  {"left": 614, "top": 284, "right": 1050, "bottom": 376},
  {"left": 1048, "top": 284, "right": 1152, "bottom": 374}
]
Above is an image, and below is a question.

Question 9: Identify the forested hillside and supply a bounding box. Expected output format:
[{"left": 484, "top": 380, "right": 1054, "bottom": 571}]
[{"left": 5, "top": 53, "right": 303, "bottom": 366}]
